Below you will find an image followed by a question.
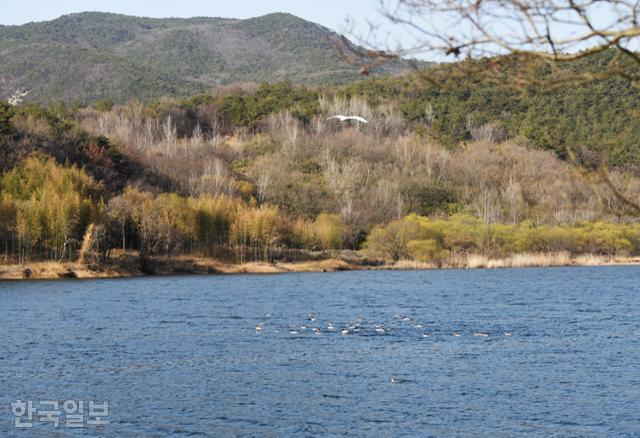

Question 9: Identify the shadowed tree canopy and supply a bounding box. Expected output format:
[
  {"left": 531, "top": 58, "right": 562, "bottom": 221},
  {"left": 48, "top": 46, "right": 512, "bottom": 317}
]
[{"left": 0, "top": 102, "right": 15, "bottom": 139}]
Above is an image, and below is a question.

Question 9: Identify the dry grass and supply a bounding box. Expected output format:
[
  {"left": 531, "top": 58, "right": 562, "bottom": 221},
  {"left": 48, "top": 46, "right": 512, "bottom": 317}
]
[
  {"left": 488, "top": 252, "right": 572, "bottom": 268},
  {"left": 384, "top": 252, "right": 637, "bottom": 271},
  {"left": 0, "top": 262, "right": 123, "bottom": 280},
  {"left": 466, "top": 254, "right": 490, "bottom": 269},
  {"left": 572, "top": 254, "right": 610, "bottom": 266},
  {"left": 179, "top": 258, "right": 357, "bottom": 274},
  {"left": 0, "top": 255, "right": 362, "bottom": 281},
  {"left": 216, "top": 262, "right": 282, "bottom": 274},
  {"left": 460, "top": 252, "right": 614, "bottom": 269},
  {"left": 388, "top": 260, "right": 438, "bottom": 270},
  {"left": 463, "top": 252, "right": 572, "bottom": 269},
  {"left": 2, "top": 253, "right": 639, "bottom": 281},
  {"left": 279, "top": 259, "right": 356, "bottom": 272}
]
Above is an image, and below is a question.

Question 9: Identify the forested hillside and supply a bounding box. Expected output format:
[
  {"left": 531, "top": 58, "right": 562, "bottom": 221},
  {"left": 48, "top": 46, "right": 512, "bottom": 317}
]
[
  {"left": 0, "top": 12, "right": 413, "bottom": 103},
  {"left": 2, "top": 12, "right": 637, "bottom": 167},
  {"left": 1, "top": 66, "right": 639, "bottom": 270},
  {"left": 341, "top": 50, "right": 640, "bottom": 168}
]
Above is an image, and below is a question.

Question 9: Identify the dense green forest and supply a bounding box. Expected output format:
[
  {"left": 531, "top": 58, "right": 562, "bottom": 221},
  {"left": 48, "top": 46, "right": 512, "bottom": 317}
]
[{"left": 1, "top": 51, "right": 640, "bottom": 268}]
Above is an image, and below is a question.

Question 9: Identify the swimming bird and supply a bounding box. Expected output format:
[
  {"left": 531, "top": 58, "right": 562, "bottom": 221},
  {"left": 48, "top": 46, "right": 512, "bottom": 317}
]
[
  {"left": 422, "top": 333, "right": 430, "bottom": 338},
  {"left": 473, "top": 332, "right": 489, "bottom": 337},
  {"left": 290, "top": 329, "right": 298, "bottom": 335},
  {"left": 414, "top": 324, "right": 423, "bottom": 329},
  {"left": 313, "top": 327, "right": 321, "bottom": 335},
  {"left": 309, "top": 313, "right": 316, "bottom": 322},
  {"left": 375, "top": 325, "right": 385, "bottom": 334},
  {"left": 255, "top": 323, "right": 263, "bottom": 333},
  {"left": 452, "top": 332, "right": 461, "bottom": 337},
  {"left": 327, "top": 115, "right": 369, "bottom": 124},
  {"left": 327, "top": 322, "right": 335, "bottom": 331},
  {"left": 504, "top": 332, "right": 512, "bottom": 336},
  {"left": 341, "top": 329, "right": 349, "bottom": 336}
]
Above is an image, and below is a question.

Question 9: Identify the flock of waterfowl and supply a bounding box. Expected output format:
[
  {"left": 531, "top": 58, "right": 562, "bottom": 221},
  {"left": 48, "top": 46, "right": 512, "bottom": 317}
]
[{"left": 255, "top": 313, "right": 513, "bottom": 338}]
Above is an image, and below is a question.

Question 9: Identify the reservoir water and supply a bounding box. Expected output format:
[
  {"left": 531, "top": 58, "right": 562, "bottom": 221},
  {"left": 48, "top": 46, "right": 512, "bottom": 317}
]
[{"left": 1, "top": 266, "right": 639, "bottom": 436}]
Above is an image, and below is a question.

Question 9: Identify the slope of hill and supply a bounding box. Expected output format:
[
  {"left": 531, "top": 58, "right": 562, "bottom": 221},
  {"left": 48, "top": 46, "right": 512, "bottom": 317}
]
[
  {"left": 0, "top": 12, "right": 413, "bottom": 103},
  {"left": 341, "top": 50, "right": 640, "bottom": 168}
]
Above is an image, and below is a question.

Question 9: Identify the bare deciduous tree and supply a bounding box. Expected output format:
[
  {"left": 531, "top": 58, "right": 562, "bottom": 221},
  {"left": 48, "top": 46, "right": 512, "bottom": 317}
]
[
  {"left": 323, "top": 155, "right": 365, "bottom": 223},
  {"left": 267, "top": 111, "right": 302, "bottom": 157},
  {"left": 162, "top": 115, "right": 178, "bottom": 156},
  {"left": 188, "top": 158, "right": 234, "bottom": 197},
  {"left": 503, "top": 174, "right": 524, "bottom": 225}
]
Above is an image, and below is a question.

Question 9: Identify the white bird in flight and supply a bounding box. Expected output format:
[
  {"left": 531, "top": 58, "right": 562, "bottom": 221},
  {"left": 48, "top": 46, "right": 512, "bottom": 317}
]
[{"left": 327, "top": 115, "right": 369, "bottom": 124}]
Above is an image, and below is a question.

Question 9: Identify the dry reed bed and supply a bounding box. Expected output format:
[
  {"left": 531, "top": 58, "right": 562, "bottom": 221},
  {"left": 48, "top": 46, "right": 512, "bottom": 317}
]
[
  {"left": 391, "top": 252, "right": 639, "bottom": 270},
  {"left": 0, "top": 257, "right": 358, "bottom": 280},
  {"left": 1, "top": 253, "right": 638, "bottom": 281},
  {"left": 0, "top": 262, "right": 123, "bottom": 280}
]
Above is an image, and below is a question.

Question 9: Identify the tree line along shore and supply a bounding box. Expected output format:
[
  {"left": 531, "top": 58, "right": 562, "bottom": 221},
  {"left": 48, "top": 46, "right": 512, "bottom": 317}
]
[
  {"left": 0, "top": 153, "right": 638, "bottom": 281},
  {"left": 1, "top": 56, "right": 640, "bottom": 280}
]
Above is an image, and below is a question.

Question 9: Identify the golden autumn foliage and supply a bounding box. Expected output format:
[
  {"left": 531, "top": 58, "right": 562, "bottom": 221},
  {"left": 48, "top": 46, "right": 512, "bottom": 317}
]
[
  {"left": 0, "top": 155, "right": 102, "bottom": 262},
  {"left": 1, "top": 155, "right": 639, "bottom": 267},
  {"left": 365, "top": 214, "right": 640, "bottom": 262}
]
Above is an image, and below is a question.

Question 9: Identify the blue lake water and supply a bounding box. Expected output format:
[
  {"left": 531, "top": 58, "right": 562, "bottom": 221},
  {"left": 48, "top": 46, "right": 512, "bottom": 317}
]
[{"left": 1, "top": 266, "right": 640, "bottom": 436}]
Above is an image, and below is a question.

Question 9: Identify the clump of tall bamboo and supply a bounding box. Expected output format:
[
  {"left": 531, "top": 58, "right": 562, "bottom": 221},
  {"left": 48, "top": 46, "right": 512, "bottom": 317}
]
[{"left": 0, "top": 156, "right": 102, "bottom": 263}]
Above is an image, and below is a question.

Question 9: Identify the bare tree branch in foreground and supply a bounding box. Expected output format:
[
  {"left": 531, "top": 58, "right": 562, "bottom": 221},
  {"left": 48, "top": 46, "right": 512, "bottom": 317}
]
[
  {"left": 343, "top": 0, "right": 640, "bottom": 214},
  {"left": 377, "top": 1, "right": 640, "bottom": 81}
]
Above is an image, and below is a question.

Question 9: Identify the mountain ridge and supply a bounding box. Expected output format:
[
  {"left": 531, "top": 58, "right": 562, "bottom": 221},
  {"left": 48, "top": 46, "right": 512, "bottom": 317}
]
[{"left": 0, "top": 12, "right": 413, "bottom": 103}]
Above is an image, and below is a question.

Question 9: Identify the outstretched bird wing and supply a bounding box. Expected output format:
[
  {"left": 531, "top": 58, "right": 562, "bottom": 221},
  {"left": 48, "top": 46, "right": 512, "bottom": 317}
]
[
  {"left": 327, "top": 115, "right": 369, "bottom": 124},
  {"left": 347, "top": 116, "right": 369, "bottom": 124}
]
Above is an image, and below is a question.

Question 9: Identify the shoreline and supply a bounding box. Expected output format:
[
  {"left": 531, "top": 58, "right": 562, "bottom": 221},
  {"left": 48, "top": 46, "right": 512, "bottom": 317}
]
[{"left": 1, "top": 253, "right": 639, "bottom": 281}]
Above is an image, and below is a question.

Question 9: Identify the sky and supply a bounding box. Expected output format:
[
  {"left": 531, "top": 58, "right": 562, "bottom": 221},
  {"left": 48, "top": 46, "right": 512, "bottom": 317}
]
[{"left": 1, "top": 0, "right": 398, "bottom": 45}]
